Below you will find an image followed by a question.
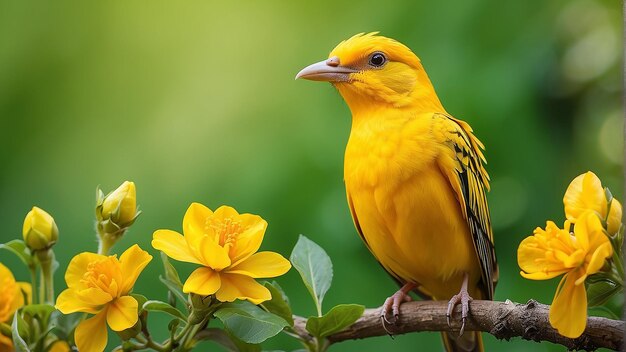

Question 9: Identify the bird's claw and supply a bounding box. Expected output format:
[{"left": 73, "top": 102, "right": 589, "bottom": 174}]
[
  {"left": 380, "top": 286, "right": 413, "bottom": 335},
  {"left": 446, "top": 289, "right": 473, "bottom": 336}
]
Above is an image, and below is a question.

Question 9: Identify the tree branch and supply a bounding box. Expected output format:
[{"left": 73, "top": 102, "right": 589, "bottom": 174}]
[{"left": 292, "top": 300, "right": 624, "bottom": 351}]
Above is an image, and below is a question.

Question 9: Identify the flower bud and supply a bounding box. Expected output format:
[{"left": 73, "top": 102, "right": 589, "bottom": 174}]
[
  {"left": 100, "top": 181, "right": 138, "bottom": 228},
  {"left": 607, "top": 198, "right": 622, "bottom": 236},
  {"left": 188, "top": 293, "right": 215, "bottom": 324},
  {"left": 22, "top": 207, "right": 58, "bottom": 251},
  {"left": 96, "top": 181, "right": 140, "bottom": 255}
]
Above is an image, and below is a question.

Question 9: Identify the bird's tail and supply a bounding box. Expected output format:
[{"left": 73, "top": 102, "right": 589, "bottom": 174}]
[{"left": 441, "top": 331, "right": 483, "bottom": 352}]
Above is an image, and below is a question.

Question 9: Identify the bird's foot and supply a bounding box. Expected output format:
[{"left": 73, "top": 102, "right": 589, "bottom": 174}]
[
  {"left": 380, "top": 282, "right": 415, "bottom": 335},
  {"left": 446, "top": 273, "right": 472, "bottom": 336}
]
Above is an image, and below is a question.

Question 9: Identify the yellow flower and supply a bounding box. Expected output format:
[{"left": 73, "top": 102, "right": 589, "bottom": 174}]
[
  {"left": 100, "top": 181, "right": 138, "bottom": 227},
  {"left": 0, "top": 334, "right": 12, "bottom": 352},
  {"left": 22, "top": 206, "right": 59, "bottom": 251},
  {"left": 0, "top": 263, "right": 31, "bottom": 352},
  {"left": 518, "top": 211, "right": 612, "bottom": 338},
  {"left": 564, "top": 171, "right": 622, "bottom": 235},
  {"left": 48, "top": 340, "right": 70, "bottom": 352},
  {"left": 55, "top": 245, "right": 152, "bottom": 352},
  {"left": 152, "top": 203, "right": 291, "bottom": 305}
]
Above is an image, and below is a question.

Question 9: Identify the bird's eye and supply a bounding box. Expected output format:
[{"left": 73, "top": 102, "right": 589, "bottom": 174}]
[{"left": 369, "top": 52, "right": 387, "bottom": 67}]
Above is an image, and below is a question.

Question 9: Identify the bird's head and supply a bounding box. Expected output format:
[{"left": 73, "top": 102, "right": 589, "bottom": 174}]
[{"left": 296, "top": 32, "right": 441, "bottom": 114}]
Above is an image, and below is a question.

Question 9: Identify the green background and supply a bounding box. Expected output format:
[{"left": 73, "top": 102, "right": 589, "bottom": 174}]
[{"left": 0, "top": 0, "right": 622, "bottom": 351}]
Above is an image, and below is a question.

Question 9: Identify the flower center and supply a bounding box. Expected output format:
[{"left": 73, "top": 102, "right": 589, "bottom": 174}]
[
  {"left": 208, "top": 217, "right": 242, "bottom": 253},
  {"left": 80, "top": 257, "right": 119, "bottom": 296}
]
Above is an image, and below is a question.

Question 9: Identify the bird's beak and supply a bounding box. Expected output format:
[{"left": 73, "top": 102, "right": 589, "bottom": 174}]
[{"left": 295, "top": 56, "right": 358, "bottom": 82}]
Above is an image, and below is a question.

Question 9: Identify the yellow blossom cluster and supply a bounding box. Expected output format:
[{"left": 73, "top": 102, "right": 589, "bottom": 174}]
[
  {"left": 54, "top": 199, "right": 288, "bottom": 351},
  {"left": 518, "top": 171, "right": 622, "bottom": 338},
  {"left": 3, "top": 180, "right": 292, "bottom": 352}
]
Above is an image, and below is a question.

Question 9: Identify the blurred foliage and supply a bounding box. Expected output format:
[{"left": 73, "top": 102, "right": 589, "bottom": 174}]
[{"left": 0, "top": 0, "right": 622, "bottom": 351}]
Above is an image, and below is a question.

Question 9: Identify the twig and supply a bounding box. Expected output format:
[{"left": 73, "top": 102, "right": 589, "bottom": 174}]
[{"left": 292, "top": 299, "right": 624, "bottom": 351}]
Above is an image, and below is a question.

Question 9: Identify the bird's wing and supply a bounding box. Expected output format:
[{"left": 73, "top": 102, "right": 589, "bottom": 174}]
[{"left": 433, "top": 113, "right": 498, "bottom": 300}]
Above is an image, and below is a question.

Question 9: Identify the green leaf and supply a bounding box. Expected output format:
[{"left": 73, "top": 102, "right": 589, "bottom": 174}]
[
  {"left": 22, "top": 304, "right": 55, "bottom": 327},
  {"left": 159, "top": 275, "right": 188, "bottom": 307},
  {"left": 50, "top": 311, "right": 83, "bottom": 342},
  {"left": 214, "top": 301, "right": 289, "bottom": 344},
  {"left": 605, "top": 187, "right": 614, "bottom": 203},
  {"left": 306, "top": 304, "right": 364, "bottom": 338},
  {"left": 11, "top": 313, "right": 30, "bottom": 352},
  {"left": 0, "top": 240, "right": 34, "bottom": 267},
  {"left": 142, "top": 300, "right": 186, "bottom": 321},
  {"left": 290, "top": 235, "right": 333, "bottom": 315},
  {"left": 33, "top": 326, "right": 54, "bottom": 352},
  {"left": 161, "top": 252, "right": 183, "bottom": 287},
  {"left": 261, "top": 282, "right": 294, "bottom": 326},
  {"left": 194, "top": 328, "right": 261, "bottom": 352},
  {"left": 587, "top": 280, "right": 622, "bottom": 307}
]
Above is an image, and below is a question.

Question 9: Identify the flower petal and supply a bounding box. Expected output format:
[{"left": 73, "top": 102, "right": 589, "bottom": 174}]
[
  {"left": 7, "top": 282, "right": 29, "bottom": 317},
  {"left": 215, "top": 273, "right": 271, "bottom": 305},
  {"left": 227, "top": 252, "right": 291, "bottom": 278},
  {"left": 586, "top": 242, "right": 612, "bottom": 276},
  {"left": 517, "top": 237, "right": 568, "bottom": 280},
  {"left": 75, "top": 309, "right": 108, "bottom": 352},
  {"left": 564, "top": 172, "right": 606, "bottom": 222},
  {"left": 49, "top": 340, "right": 70, "bottom": 352},
  {"left": 182, "top": 267, "right": 221, "bottom": 295},
  {"left": 55, "top": 288, "right": 109, "bottom": 314},
  {"left": 549, "top": 270, "right": 588, "bottom": 338},
  {"left": 152, "top": 229, "right": 201, "bottom": 264},
  {"left": 520, "top": 270, "right": 569, "bottom": 280},
  {"left": 65, "top": 252, "right": 106, "bottom": 289},
  {"left": 119, "top": 244, "right": 153, "bottom": 294},
  {"left": 106, "top": 296, "right": 138, "bottom": 331},
  {"left": 182, "top": 203, "right": 234, "bottom": 268},
  {"left": 213, "top": 205, "right": 240, "bottom": 219},
  {"left": 229, "top": 215, "right": 267, "bottom": 265},
  {"left": 17, "top": 282, "right": 32, "bottom": 306},
  {"left": 182, "top": 202, "right": 214, "bottom": 247},
  {"left": 573, "top": 212, "right": 594, "bottom": 251},
  {"left": 198, "top": 235, "right": 231, "bottom": 270},
  {"left": 0, "top": 334, "right": 13, "bottom": 352},
  {"left": 76, "top": 287, "right": 114, "bottom": 305},
  {"left": 576, "top": 211, "right": 610, "bottom": 255}
]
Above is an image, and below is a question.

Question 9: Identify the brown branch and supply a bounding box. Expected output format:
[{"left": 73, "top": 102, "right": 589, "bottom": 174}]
[{"left": 292, "top": 300, "right": 624, "bottom": 351}]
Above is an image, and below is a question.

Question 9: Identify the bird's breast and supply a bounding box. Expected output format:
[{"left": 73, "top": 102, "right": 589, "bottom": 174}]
[{"left": 343, "top": 114, "right": 438, "bottom": 189}]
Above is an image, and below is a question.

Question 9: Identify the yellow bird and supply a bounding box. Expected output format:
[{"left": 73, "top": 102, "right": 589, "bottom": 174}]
[{"left": 296, "top": 33, "right": 498, "bottom": 352}]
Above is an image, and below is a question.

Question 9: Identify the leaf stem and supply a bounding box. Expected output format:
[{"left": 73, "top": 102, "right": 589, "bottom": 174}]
[
  {"left": 174, "top": 320, "right": 194, "bottom": 342},
  {"left": 38, "top": 249, "right": 55, "bottom": 304},
  {"left": 38, "top": 269, "right": 45, "bottom": 304},
  {"left": 98, "top": 233, "right": 115, "bottom": 255},
  {"left": 44, "top": 262, "right": 54, "bottom": 304},
  {"left": 29, "top": 264, "right": 38, "bottom": 304},
  {"left": 181, "top": 316, "right": 209, "bottom": 350},
  {"left": 143, "top": 338, "right": 168, "bottom": 352}
]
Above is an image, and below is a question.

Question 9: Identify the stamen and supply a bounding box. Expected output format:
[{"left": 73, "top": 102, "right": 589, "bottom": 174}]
[{"left": 207, "top": 216, "right": 244, "bottom": 255}]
